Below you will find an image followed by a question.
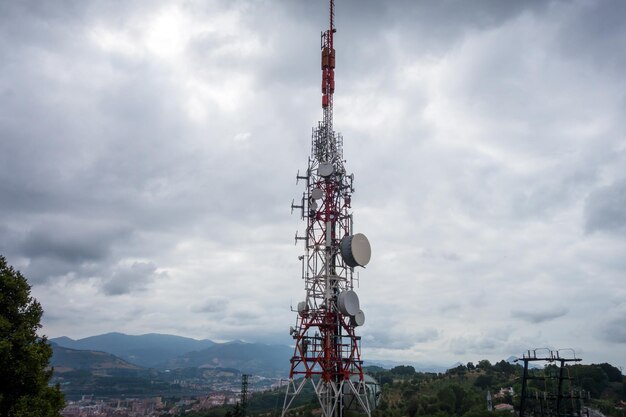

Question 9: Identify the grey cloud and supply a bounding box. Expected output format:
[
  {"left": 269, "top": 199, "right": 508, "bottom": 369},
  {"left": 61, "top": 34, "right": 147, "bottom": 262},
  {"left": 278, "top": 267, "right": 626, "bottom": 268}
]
[
  {"left": 450, "top": 340, "right": 490, "bottom": 356},
  {"left": 196, "top": 0, "right": 555, "bottom": 93},
  {"left": 191, "top": 297, "right": 229, "bottom": 314},
  {"left": 0, "top": 218, "right": 131, "bottom": 284},
  {"left": 600, "top": 316, "right": 626, "bottom": 344},
  {"left": 438, "top": 303, "right": 462, "bottom": 314},
  {"left": 364, "top": 327, "right": 439, "bottom": 349},
  {"left": 19, "top": 258, "right": 80, "bottom": 285},
  {"left": 0, "top": 0, "right": 297, "bottom": 286},
  {"left": 449, "top": 335, "right": 499, "bottom": 356},
  {"left": 101, "top": 261, "right": 163, "bottom": 296},
  {"left": 0, "top": 225, "right": 20, "bottom": 257},
  {"left": 413, "top": 328, "right": 440, "bottom": 343},
  {"left": 510, "top": 166, "right": 600, "bottom": 221},
  {"left": 229, "top": 310, "right": 261, "bottom": 322},
  {"left": 449, "top": 327, "right": 516, "bottom": 356},
  {"left": 335, "top": 0, "right": 552, "bottom": 55},
  {"left": 555, "top": 0, "right": 626, "bottom": 74},
  {"left": 584, "top": 181, "right": 626, "bottom": 234},
  {"left": 511, "top": 307, "right": 568, "bottom": 324},
  {"left": 385, "top": 0, "right": 550, "bottom": 30},
  {"left": 18, "top": 218, "right": 130, "bottom": 263}
]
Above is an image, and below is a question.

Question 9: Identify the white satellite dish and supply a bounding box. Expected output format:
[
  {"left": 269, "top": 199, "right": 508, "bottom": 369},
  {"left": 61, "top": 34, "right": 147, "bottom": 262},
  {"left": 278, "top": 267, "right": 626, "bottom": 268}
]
[
  {"left": 344, "top": 374, "right": 380, "bottom": 410},
  {"left": 311, "top": 188, "right": 323, "bottom": 200},
  {"left": 317, "top": 162, "right": 334, "bottom": 177},
  {"left": 337, "top": 290, "right": 360, "bottom": 316},
  {"left": 340, "top": 233, "right": 371, "bottom": 268},
  {"left": 350, "top": 310, "right": 365, "bottom": 327}
]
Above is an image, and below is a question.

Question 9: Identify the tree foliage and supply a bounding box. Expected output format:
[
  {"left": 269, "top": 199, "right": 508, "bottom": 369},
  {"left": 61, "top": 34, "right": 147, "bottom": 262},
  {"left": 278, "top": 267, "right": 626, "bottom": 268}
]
[
  {"left": 473, "top": 374, "right": 493, "bottom": 390},
  {"left": 571, "top": 364, "right": 611, "bottom": 398},
  {"left": 390, "top": 365, "right": 416, "bottom": 376},
  {"left": 362, "top": 360, "right": 624, "bottom": 417},
  {"left": 0, "top": 255, "right": 64, "bottom": 417},
  {"left": 596, "top": 363, "right": 623, "bottom": 383},
  {"left": 492, "top": 360, "right": 516, "bottom": 376},
  {"left": 225, "top": 359, "right": 624, "bottom": 417},
  {"left": 476, "top": 360, "right": 492, "bottom": 372}
]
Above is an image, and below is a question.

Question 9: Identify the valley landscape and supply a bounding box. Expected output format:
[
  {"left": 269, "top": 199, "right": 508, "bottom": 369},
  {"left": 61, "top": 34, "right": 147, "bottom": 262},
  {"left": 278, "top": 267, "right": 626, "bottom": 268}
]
[
  {"left": 50, "top": 333, "right": 291, "bottom": 399},
  {"left": 49, "top": 333, "right": 626, "bottom": 417}
]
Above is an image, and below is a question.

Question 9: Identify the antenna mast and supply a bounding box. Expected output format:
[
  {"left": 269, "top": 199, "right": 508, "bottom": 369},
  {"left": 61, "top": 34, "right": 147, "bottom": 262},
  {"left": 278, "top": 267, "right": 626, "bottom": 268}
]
[{"left": 282, "top": 1, "right": 375, "bottom": 417}]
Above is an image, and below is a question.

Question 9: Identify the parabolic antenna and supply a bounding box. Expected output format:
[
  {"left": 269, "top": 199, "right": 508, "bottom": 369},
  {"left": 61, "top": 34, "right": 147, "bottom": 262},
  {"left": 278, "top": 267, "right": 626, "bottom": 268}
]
[
  {"left": 344, "top": 374, "right": 381, "bottom": 410},
  {"left": 350, "top": 310, "right": 365, "bottom": 327},
  {"left": 311, "top": 188, "right": 323, "bottom": 200},
  {"left": 318, "top": 162, "right": 334, "bottom": 177},
  {"left": 340, "top": 233, "right": 371, "bottom": 268},
  {"left": 310, "top": 200, "right": 318, "bottom": 211},
  {"left": 337, "top": 290, "right": 360, "bottom": 316}
]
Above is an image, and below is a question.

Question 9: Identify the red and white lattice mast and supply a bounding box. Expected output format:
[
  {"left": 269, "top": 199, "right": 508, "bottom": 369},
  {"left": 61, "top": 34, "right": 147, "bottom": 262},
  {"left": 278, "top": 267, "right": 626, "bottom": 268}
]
[{"left": 283, "top": 1, "right": 373, "bottom": 417}]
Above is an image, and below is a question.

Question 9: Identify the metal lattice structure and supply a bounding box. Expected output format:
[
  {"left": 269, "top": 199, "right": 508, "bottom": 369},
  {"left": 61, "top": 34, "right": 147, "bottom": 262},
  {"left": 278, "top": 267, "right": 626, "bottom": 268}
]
[
  {"left": 516, "top": 349, "right": 587, "bottom": 417},
  {"left": 240, "top": 374, "right": 250, "bottom": 417},
  {"left": 282, "top": 2, "right": 373, "bottom": 417}
]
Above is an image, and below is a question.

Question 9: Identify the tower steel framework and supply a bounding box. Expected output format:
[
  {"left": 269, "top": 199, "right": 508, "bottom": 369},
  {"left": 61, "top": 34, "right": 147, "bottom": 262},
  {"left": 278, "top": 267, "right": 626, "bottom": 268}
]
[
  {"left": 240, "top": 374, "right": 250, "bottom": 417},
  {"left": 515, "top": 349, "right": 586, "bottom": 417},
  {"left": 282, "top": 2, "right": 372, "bottom": 417}
]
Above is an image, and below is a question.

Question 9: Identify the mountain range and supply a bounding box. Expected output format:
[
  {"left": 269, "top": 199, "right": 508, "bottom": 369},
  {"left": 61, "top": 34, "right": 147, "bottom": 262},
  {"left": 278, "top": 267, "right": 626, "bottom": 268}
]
[
  {"left": 51, "top": 332, "right": 215, "bottom": 368},
  {"left": 50, "top": 342, "right": 143, "bottom": 373},
  {"left": 162, "top": 340, "right": 293, "bottom": 376},
  {"left": 50, "top": 332, "right": 293, "bottom": 377}
]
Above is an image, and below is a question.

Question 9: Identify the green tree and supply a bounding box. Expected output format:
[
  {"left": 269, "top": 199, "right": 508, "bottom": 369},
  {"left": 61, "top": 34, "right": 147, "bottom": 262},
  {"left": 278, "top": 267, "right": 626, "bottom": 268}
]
[
  {"left": 447, "top": 364, "right": 468, "bottom": 375},
  {"left": 450, "top": 384, "right": 472, "bottom": 415},
  {"left": 437, "top": 386, "right": 456, "bottom": 414},
  {"left": 474, "top": 374, "right": 493, "bottom": 390},
  {"left": 575, "top": 365, "right": 609, "bottom": 398},
  {"left": 597, "top": 363, "right": 622, "bottom": 382},
  {"left": 390, "top": 365, "right": 416, "bottom": 376},
  {"left": 435, "top": 384, "right": 472, "bottom": 416},
  {"left": 406, "top": 398, "right": 420, "bottom": 417},
  {"left": 477, "top": 360, "right": 492, "bottom": 373},
  {"left": 0, "top": 255, "right": 64, "bottom": 417},
  {"left": 492, "top": 360, "right": 517, "bottom": 376},
  {"left": 462, "top": 409, "right": 493, "bottom": 417}
]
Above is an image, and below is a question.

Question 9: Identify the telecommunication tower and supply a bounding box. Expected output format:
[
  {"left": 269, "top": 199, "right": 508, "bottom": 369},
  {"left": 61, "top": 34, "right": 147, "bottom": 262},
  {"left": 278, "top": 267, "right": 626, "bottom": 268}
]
[{"left": 282, "top": 1, "right": 374, "bottom": 417}]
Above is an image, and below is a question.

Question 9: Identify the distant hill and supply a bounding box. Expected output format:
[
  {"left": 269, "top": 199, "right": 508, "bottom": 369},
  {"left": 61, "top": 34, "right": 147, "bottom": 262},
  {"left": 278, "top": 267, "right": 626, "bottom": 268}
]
[
  {"left": 50, "top": 332, "right": 214, "bottom": 368},
  {"left": 50, "top": 333, "right": 292, "bottom": 378},
  {"left": 365, "top": 359, "right": 451, "bottom": 373},
  {"left": 50, "top": 342, "right": 143, "bottom": 373},
  {"left": 162, "top": 341, "right": 293, "bottom": 377}
]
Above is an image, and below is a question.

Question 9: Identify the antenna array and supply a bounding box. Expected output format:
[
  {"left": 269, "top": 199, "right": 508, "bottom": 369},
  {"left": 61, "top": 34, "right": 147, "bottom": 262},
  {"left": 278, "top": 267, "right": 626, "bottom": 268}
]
[{"left": 282, "top": 2, "right": 375, "bottom": 417}]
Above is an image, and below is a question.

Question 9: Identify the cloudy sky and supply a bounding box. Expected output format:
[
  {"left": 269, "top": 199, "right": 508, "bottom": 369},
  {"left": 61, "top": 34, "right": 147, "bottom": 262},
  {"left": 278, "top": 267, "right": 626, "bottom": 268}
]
[{"left": 1, "top": 0, "right": 625, "bottom": 370}]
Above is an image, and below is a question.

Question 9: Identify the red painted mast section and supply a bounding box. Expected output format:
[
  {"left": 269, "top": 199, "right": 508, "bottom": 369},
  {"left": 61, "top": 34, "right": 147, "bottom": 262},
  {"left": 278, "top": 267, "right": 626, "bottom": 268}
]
[{"left": 322, "top": 0, "right": 335, "bottom": 110}]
